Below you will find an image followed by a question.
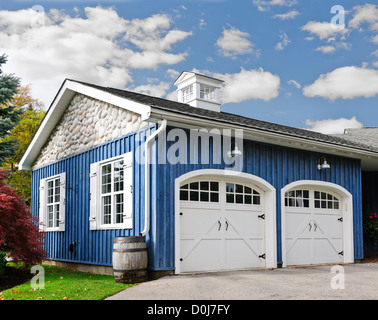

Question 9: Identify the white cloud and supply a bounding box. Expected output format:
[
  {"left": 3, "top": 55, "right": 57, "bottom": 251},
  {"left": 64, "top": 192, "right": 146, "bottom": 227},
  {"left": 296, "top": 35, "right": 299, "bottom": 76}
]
[
  {"left": 273, "top": 10, "right": 299, "bottom": 20},
  {"left": 253, "top": 0, "right": 297, "bottom": 12},
  {"left": 303, "top": 66, "right": 378, "bottom": 100},
  {"left": 287, "top": 80, "right": 301, "bottom": 89},
  {"left": 305, "top": 117, "right": 363, "bottom": 135},
  {"left": 275, "top": 32, "right": 290, "bottom": 51},
  {"left": 209, "top": 68, "right": 280, "bottom": 103},
  {"left": 199, "top": 18, "right": 206, "bottom": 29},
  {"left": 349, "top": 4, "right": 378, "bottom": 30},
  {"left": 315, "top": 45, "right": 336, "bottom": 54},
  {"left": 301, "top": 21, "right": 349, "bottom": 40},
  {"left": 372, "top": 34, "right": 378, "bottom": 44},
  {"left": 130, "top": 81, "right": 171, "bottom": 98},
  {"left": 0, "top": 6, "right": 192, "bottom": 106},
  {"left": 166, "top": 90, "right": 178, "bottom": 102},
  {"left": 216, "top": 27, "right": 254, "bottom": 58},
  {"left": 166, "top": 69, "right": 180, "bottom": 79}
]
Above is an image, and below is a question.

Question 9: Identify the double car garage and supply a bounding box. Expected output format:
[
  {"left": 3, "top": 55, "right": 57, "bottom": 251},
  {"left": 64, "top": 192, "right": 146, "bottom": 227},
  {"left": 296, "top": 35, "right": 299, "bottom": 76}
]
[{"left": 175, "top": 170, "right": 354, "bottom": 274}]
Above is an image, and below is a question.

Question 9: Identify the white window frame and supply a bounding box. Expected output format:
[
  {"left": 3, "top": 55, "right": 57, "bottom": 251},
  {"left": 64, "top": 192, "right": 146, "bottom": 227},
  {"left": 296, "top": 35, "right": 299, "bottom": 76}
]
[
  {"left": 90, "top": 152, "right": 133, "bottom": 230},
  {"left": 39, "top": 172, "right": 66, "bottom": 232},
  {"left": 182, "top": 85, "right": 194, "bottom": 103},
  {"left": 199, "top": 85, "right": 215, "bottom": 101}
]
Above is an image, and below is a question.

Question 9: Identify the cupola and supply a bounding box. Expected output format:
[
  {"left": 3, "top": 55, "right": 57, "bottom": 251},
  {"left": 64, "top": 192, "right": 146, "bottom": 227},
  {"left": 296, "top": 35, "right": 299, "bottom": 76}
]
[{"left": 174, "top": 71, "right": 224, "bottom": 112}]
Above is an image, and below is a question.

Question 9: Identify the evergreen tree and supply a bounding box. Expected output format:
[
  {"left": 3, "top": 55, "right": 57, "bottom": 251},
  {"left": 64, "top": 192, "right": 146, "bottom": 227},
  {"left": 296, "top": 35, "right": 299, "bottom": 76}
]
[{"left": 0, "top": 54, "right": 21, "bottom": 165}]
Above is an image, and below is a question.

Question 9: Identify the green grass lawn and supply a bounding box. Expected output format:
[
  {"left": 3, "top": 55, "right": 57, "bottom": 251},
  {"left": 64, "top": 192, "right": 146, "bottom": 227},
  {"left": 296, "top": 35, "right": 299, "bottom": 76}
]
[{"left": 0, "top": 264, "right": 135, "bottom": 300}]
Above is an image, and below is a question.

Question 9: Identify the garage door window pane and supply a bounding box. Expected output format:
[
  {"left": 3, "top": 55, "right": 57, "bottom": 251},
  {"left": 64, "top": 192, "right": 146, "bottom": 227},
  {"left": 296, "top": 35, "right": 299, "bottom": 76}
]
[
  {"left": 190, "top": 182, "right": 199, "bottom": 190},
  {"left": 285, "top": 189, "right": 310, "bottom": 208},
  {"left": 210, "top": 192, "right": 219, "bottom": 203},
  {"left": 200, "top": 192, "right": 209, "bottom": 202},
  {"left": 226, "top": 183, "right": 261, "bottom": 205},
  {"left": 181, "top": 181, "right": 219, "bottom": 203},
  {"left": 180, "top": 190, "right": 188, "bottom": 201},
  {"left": 227, "top": 194, "right": 234, "bottom": 203},
  {"left": 226, "top": 183, "right": 234, "bottom": 193},
  {"left": 314, "top": 191, "right": 340, "bottom": 210},
  {"left": 210, "top": 182, "right": 219, "bottom": 191},
  {"left": 200, "top": 182, "right": 209, "bottom": 191}
]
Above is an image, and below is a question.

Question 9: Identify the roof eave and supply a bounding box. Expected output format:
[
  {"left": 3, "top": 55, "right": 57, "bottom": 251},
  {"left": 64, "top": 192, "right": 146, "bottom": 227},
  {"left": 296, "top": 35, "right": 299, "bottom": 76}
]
[
  {"left": 18, "top": 80, "right": 152, "bottom": 171},
  {"left": 147, "top": 107, "right": 378, "bottom": 171}
]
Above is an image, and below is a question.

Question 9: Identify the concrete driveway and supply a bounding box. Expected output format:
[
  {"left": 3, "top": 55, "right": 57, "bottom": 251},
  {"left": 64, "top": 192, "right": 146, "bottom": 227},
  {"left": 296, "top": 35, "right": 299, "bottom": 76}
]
[{"left": 106, "top": 262, "right": 378, "bottom": 300}]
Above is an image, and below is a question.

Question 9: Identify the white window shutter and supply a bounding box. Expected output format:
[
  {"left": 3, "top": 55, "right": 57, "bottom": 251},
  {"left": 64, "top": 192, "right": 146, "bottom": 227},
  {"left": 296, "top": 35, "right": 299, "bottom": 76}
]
[
  {"left": 39, "top": 178, "right": 47, "bottom": 232},
  {"left": 123, "top": 151, "right": 134, "bottom": 228},
  {"left": 89, "top": 162, "right": 100, "bottom": 230},
  {"left": 58, "top": 172, "right": 66, "bottom": 232}
]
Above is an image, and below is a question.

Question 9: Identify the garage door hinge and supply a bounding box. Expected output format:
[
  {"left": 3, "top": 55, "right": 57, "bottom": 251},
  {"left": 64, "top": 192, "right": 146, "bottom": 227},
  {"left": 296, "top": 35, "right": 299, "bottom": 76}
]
[
  {"left": 259, "top": 253, "right": 266, "bottom": 259},
  {"left": 338, "top": 251, "right": 344, "bottom": 256},
  {"left": 258, "top": 214, "right": 265, "bottom": 220},
  {"left": 338, "top": 217, "right": 343, "bottom": 222}
]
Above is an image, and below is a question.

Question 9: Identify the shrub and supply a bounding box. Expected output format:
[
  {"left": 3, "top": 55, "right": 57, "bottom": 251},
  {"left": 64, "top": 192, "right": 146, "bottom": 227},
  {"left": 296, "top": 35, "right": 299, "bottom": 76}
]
[
  {"left": 363, "top": 212, "right": 378, "bottom": 240},
  {"left": 0, "top": 171, "right": 46, "bottom": 266}
]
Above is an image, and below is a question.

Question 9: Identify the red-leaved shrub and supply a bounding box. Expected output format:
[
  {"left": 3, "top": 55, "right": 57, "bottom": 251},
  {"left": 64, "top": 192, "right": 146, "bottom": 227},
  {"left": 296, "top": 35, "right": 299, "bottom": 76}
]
[{"left": 0, "top": 171, "right": 46, "bottom": 265}]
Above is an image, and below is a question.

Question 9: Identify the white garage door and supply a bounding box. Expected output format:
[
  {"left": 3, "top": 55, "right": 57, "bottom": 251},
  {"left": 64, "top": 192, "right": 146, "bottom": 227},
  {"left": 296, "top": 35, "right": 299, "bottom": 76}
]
[
  {"left": 178, "top": 179, "right": 266, "bottom": 273},
  {"left": 284, "top": 188, "right": 344, "bottom": 266}
]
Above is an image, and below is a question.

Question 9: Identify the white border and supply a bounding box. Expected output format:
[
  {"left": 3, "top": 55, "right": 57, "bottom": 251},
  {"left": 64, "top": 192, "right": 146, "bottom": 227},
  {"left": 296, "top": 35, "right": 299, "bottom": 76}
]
[
  {"left": 280, "top": 180, "right": 354, "bottom": 267},
  {"left": 174, "top": 169, "right": 277, "bottom": 274}
]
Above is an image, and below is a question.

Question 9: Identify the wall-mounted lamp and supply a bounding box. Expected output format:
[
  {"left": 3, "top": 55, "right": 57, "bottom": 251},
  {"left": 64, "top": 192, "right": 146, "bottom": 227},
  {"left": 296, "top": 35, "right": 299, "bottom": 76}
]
[
  {"left": 318, "top": 157, "right": 330, "bottom": 170},
  {"left": 227, "top": 143, "right": 242, "bottom": 158}
]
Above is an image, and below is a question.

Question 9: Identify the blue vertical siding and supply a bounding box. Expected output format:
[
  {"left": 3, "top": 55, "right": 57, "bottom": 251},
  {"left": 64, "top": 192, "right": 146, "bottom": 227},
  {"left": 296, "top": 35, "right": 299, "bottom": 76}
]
[
  {"left": 32, "top": 124, "right": 364, "bottom": 270},
  {"left": 31, "top": 125, "right": 156, "bottom": 266},
  {"left": 152, "top": 127, "right": 364, "bottom": 270}
]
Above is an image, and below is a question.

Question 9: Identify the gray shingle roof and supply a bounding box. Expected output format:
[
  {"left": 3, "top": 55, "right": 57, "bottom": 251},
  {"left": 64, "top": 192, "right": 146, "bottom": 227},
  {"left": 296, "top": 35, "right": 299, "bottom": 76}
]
[
  {"left": 340, "top": 128, "right": 378, "bottom": 150},
  {"left": 69, "top": 79, "right": 378, "bottom": 154}
]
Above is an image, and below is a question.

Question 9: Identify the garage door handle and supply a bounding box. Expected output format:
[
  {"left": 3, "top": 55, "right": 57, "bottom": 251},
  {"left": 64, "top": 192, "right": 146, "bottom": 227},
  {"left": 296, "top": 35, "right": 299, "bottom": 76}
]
[
  {"left": 309, "top": 222, "right": 312, "bottom": 231},
  {"left": 314, "top": 222, "right": 318, "bottom": 232},
  {"left": 225, "top": 220, "right": 229, "bottom": 231},
  {"left": 218, "top": 221, "right": 222, "bottom": 231}
]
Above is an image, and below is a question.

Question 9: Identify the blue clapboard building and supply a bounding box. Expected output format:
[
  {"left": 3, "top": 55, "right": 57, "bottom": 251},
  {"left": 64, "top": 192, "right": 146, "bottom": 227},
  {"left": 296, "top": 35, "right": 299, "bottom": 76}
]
[{"left": 19, "top": 72, "right": 378, "bottom": 276}]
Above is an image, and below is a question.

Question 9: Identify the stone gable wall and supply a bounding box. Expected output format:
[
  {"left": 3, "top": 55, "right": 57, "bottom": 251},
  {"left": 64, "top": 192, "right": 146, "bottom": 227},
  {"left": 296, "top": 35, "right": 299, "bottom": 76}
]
[{"left": 33, "top": 93, "right": 150, "bottom": 169}]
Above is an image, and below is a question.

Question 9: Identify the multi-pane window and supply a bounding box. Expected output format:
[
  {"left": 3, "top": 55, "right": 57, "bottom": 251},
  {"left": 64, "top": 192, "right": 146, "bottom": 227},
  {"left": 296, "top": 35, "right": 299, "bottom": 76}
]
[
  {"left": 284, "top": 190, "right": 340, "bottom": 210},
  {"left": 314, "top": 191, "right": 339, "bottom": 209},
  {"left": 182, "top": 85, "right": 194, "bottom": 103},
  {"left": 200, "top": 85, "right": 215, "bottom": 100},
  {"left": 285, "top": 190, "right": 310, "bottom": 208},
  {"left": 89, "top": 152, "right": 133, "bottom": 231},
  {"left": 46, "top": 177, "right": 60, "bottom": 229},
  {"left": 101, "top": 159, "right": 125, "bottom": 225},
  {"left": 180, "top": 181, "right": 219, "bottom": 203},
  {"left": 226, "top": 183, "right": 260, "bottom": 205}
]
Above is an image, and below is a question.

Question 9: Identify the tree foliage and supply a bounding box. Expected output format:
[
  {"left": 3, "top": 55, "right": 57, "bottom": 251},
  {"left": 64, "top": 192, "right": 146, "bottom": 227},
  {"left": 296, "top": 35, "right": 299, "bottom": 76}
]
[
  {"left": 0, "top": 54, "right": 22, "bottom": 165},
  {"left": 1, "top": 85, "right": 45, "bottom": 204},
  {"left": 0, "top": 171, "right": 46, "bottom": 266}
]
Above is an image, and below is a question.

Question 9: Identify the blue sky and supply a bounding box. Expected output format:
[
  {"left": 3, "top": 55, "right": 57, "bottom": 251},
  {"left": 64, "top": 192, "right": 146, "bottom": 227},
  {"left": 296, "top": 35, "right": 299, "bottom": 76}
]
[{"left": 1, "top": 0, "right": 378, "bottom": 134}]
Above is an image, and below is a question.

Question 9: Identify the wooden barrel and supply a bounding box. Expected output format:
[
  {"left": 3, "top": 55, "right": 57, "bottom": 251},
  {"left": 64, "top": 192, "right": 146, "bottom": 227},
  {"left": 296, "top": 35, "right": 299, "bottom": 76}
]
[{"left": 112, "top": 236, "right": 148, "bottom": 284}]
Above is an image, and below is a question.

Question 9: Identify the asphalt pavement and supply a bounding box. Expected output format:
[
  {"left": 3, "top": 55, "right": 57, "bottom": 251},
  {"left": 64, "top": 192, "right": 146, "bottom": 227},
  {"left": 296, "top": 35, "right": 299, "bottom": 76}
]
[{"left": 106, "top": 262, "right": 378, "bottom": 300}]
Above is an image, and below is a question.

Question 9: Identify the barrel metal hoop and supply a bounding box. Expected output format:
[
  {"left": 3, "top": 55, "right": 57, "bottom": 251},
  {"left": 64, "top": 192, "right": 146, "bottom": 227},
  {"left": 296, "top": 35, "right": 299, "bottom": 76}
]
[
  {"left": 113, "top": 248, "right": 147, "bottom": 253},
  {"left": 114, "top": 237, "right": 145, "bottom": 242}
]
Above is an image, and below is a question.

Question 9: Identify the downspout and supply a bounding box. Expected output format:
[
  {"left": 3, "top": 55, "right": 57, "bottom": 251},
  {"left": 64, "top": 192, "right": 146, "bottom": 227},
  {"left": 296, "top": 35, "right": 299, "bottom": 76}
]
[{"left": 140, "top": 119, "right": 167, "bottom": 237}]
